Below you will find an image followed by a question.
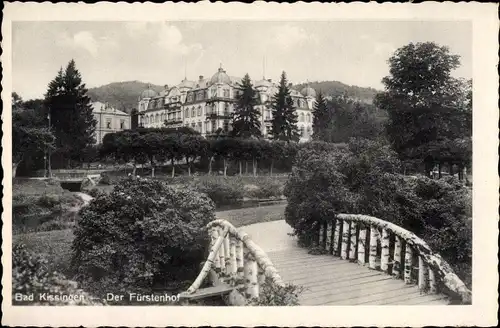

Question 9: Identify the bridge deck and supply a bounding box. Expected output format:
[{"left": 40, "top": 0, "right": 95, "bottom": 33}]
[{"left": 241, "top": 220, "right": 449, "bottom": 305}]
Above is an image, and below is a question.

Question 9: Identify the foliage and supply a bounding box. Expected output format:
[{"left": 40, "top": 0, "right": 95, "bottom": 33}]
[
  {"left": 311, "top": 92, "right": 330, "bottom": 141},
  {"left": 249, "top": 179, "right": 283, "bottom": 199},
  {"left": 270, "top": 71, "right": 300, "bottom": 142},
  {"left": 12, "top": 94, "right": 55, "bottom": 176},
  {"left": 12, "top": 243, "right": 102, "bottom": 305},
  {"left": 246, "top": 277, "right": 304, "bottom": 306},
  {"left": 284, "top": 138, "right": 472, "bottom": 287},
  {"left": 375, "top": 42, "right": 472, "bottom": 175},
  {"left": 284, "top": 142, "right": 358, "bottom": 244},
  {"left": 189, "top": 176, "right": 245, "bottom": 207},
  {"left": 231, "top": 73, "right": 262, "bottom": 138},
  {"left": 293, "top": 80, "right": 378, "bottom": 104},
  {"left": 44, "top": 60, "right": 97, "bottom": 167},
  {"left": 71, "top": 177, "right": 215, "bottom": 296}
]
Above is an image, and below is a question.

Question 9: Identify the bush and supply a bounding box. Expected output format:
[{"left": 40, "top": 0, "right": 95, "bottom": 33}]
[
  {"left": 71, "top": 177, "right": 215, "bottom": 297},
  {"left": 37, "top": 194, "right": 61, "bottom": 209},
  {"left": 247, "top": 178, "right": 284, "bottom": 199},
  {"left": 284, "top": 138, "right": 472, "bottom": 288},
  {"left": 284, "top": 144, "right": 358, "bottom": 245},
  {"left": 99, "top": 172, "right": 111, "bottom": 185},
  {"left": 12, "top": 243, "right": 102, "bottom": 305},
  {"left": 189, "top": 176, "right": 245, "bottom": 207},
  {"left": 246, "top": 277, "right": 304, "bottom": 306},
  {"left": 86, "top": 187, "right": 103, "bottom": 198}
]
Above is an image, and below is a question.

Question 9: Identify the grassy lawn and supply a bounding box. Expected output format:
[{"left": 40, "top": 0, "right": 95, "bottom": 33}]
[
  {"left": 216, "top": 203, "right": 287, "bottom": 228},
  {"left": 13, "top": 229, "right": 75, "bottom": 276}
]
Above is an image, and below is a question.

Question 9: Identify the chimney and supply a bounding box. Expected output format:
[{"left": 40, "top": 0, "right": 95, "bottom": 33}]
[
  {"left": 164, "top": 84, "right": 169, "bottom": 89},
  {"left": 199, "top": 75, "right": 204, "bottom": 80},
  {"left": 267, "top": 79, "right": 272, "bottom": 82}
]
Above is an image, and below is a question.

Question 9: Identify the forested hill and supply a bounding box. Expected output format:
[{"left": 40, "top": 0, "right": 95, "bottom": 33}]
[
  {"left": 87, "top": 80, "right": 380, "bottom": 113},
  {"left": 87, "top": 81, "right": 164, "bottom": 114},
  {"left": 293, "top": 81, "right": 380, "bottom": 104}
]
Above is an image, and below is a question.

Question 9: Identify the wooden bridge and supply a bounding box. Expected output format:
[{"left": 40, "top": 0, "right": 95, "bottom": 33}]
[{"left": 180, "top": 215, "right": 471, "bottom": 306}]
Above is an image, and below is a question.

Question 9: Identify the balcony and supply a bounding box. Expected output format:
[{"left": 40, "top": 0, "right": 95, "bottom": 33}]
[
  {"left": 206, "top": 96, "right": 237, "bottom": 103},
  {"left": 164, "top": 118, "right": 183, "bottom": 126},
  {"left": 206, "top": 112, "right": 232, "bottom": 120}
]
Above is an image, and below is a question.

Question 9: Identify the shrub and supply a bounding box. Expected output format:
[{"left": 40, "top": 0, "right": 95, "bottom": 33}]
[
  {"left": 189, "top": 176, "right": 245, "bottom": 207},
  {"left": 71, "top": 177, "right": 215, "bottom": 297},
  {"left": 246, "top": 277, "right": 304, "bottom": 306},
  {"left": 284, "top": 138, "right": 472, "bottom": 289},
  {"left": 86, "top": 187, "right": 103, "bottom": 198},
  {"left": 284, "top": 145, "right": 359, "bottom": 245},
  {"left": 12, "top": 243, "right": 102, "bottom": 305},
  {"left": 37, "top": 194, "right": 60, "bottom": 209},
  {"left": 248, "top": 178, "right": 284, "bottom": 199},
  {"left": 99, "top": 172, "right": 111, "bottom": 185}
]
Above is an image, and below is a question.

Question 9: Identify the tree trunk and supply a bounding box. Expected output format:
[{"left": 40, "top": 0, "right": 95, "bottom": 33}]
[
  {"left": 270, "top": 159, "right": 274, "bottom": 177},
  {"left": 132, "top": 163, "right": 137, "bottom": 176},
  {"left": 223, "top": 158, "right": 227, "bottom": 177},
  {"left": 449, "top": 163, "right": 454, "bottom": 177},
  {"left": 151, "top": 161, "right": 155, "bottom": 178},
  {"left": 171, "top": 158, "right": 175, "bottom": 178},
  {"left": 253, "top": 159, "right": 257, "bottom": 177},
  {"left": 187, "top": 158, "right": 191, "bottom": 176},
  {"left": 208, "top": 156, "right": 213, "bottom": 175},
  {"left": 239, "top": 161, "right": 242, "bottom": 176},
  {"left": 245, "top": 161, "right": 248, "bottom": 175},
  {"left": 13, "top": 162, "right": 20, "bottom": 178},
  {"left": 438, "top": 162, "right": 442, "bottom": 179}
]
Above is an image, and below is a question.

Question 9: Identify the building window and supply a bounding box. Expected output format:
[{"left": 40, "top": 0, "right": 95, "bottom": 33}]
[
  {"left": 197, "top": 106, "right": 202, "bottom": 116},
  {"left": 301, "top": 126, "right": 306, "bottom": 137},
  {"left": 198, "top": 122, "right": 202, "bottom": 132},
  {"left": 223, "top": 89, "right": 230, "bottom": 98},
  {"left": 205, "top": 121, "right": 210, "bottom": 133},
  {"left": 185, "top": 108, "right": 189, "bottom": 118},
  {"left": 191, "top": 108, "right": 196, "bottom": 117},
  {"left": 120, "top": 120, "right": 125, "bottom": 129},
  {"left": 187, "top": 94, "right": 193, "bottom": 102},
  {"left": 106, "top": 119, "right": 112, "bottom": 129},
  {"left": 300, "top": 113, "right": 304, "bottom": 122}
]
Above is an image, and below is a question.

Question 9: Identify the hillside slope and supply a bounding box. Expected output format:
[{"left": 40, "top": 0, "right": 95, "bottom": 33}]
[
  {"left": 294, "top": 81, "right": 379, "bottom": 104},
  {"left": 87, "top": 81, "right": 164, "bottom": 114}
]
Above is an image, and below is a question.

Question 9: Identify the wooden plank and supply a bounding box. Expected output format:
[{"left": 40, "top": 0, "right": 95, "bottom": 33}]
[
  {"left": 395, "top": 294, "right": 449, "bottom": 305},
  {"left": 291, "top": 271, "right": 382, "bottom": 290},
  {"left": 317, "top": 284, "right": 416, "bottom": 305},
  {"left": 301, "top": 276, "right": 397, "bottom": 302},
  {"left": 301, "top": 273, "right": 397, "bottom": 295}
]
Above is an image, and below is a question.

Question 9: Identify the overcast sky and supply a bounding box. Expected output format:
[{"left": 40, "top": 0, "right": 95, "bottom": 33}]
[{"left": 12, "top": 21, "right": 471, "bottom": 100}]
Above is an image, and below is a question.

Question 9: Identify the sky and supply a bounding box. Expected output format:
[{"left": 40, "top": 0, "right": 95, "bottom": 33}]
[{"left": 12, "top": 21, "right": 472, "bottom": 100}]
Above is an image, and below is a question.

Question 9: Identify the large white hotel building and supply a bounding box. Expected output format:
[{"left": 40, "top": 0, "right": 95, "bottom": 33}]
[{"left": 137, "top": 65, "right": 317, "bottom": 142}]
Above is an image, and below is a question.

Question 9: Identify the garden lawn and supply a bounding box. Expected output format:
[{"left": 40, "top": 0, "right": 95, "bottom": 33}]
[
  {"left": 216, "top": 203, "right": 287, "bottom": 228},
  {"left": 13, "top": 229, "right": 74, "bottom": 276}
]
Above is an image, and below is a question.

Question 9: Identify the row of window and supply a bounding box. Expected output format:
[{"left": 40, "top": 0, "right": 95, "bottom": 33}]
[
  {"left": 142, "top": 112, "right": 182, "bottom": 125},
  {"left": 101, "top": 119, "right": 127, "bottom": 130}
]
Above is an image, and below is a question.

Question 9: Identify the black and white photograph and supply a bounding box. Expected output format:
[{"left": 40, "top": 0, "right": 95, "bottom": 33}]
[{"left": 2, "top": 2, "right": 498, "bottom": 327}]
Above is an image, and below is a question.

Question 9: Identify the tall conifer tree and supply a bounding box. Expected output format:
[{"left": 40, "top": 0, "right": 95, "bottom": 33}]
[
  {"left": 45, "top": 60, "right": 97, "bottom": 167},
  {"left": 312, "top": 92, "right": 330, "bottom": 141},
  {"left": 270, "top": 71, "right": 300, "bottom": 142},
  {"left": 231, "top": 73, "right": 261, "bottom": 138}
]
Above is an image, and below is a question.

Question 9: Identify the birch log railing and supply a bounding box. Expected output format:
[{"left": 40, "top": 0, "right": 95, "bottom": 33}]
[
  {"left": 311, "top": 214, "right": 472, "bottom": 304},
  {"left": 181, "top": 219, "right": 284, "bottom": 301}
]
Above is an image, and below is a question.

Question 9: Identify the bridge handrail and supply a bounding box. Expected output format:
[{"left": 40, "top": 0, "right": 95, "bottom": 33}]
[
  {"left": 314, "top": 213, "right": 471, "bottom": 304},
  {"left": 184, "top": 219, "right": 284, "bottom": 297}
]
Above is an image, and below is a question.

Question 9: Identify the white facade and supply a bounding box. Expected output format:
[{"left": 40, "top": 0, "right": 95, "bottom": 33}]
[
  {"left": 92, "top": 101, "right": 131, "bottom": 144},
  {"left": 137, "top": 66, "right": 316, "bottom": 141}
]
